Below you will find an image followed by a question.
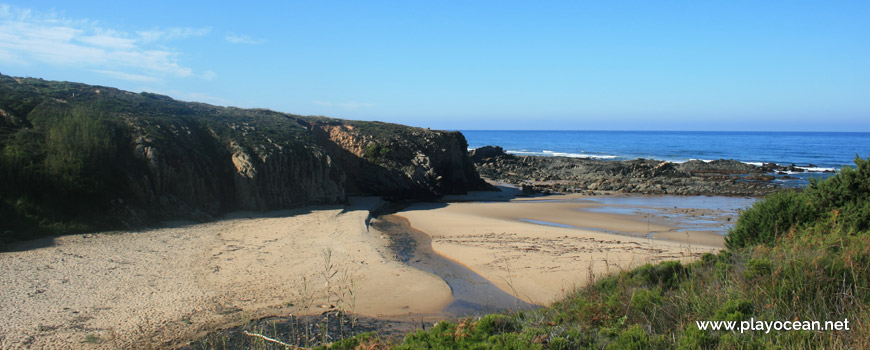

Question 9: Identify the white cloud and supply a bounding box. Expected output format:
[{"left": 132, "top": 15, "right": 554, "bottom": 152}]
[
  {"left": 93, "top": 69, "right": 159, "bottom": 82},
  {"left": 312, "top": 100, "right": 333, "bottom": 107},
  {"left": 137, "top": 27, "right": 211, "bottom": 43},
  {"left": 225, "top": 32, "right": 265, "bottom": 45},
  {"left": 0, "top": 5, "right": 207, "bottom": 82},
  {"left": 78, "top": 33, "right": 136, "bottom": 49}
]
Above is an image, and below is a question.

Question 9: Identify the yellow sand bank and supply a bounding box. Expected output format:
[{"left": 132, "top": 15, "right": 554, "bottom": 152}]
[{"left": 398, "top": 195, "right": 721, "bottom": 305}]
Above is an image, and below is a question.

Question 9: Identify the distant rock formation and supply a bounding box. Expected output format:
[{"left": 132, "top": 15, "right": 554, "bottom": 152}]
[
  {"left": 470, "top": 145, "right": 777, "bottom": 196},
  {"left": 0, "top": 74, "right": 487, "bottom": 240},
  {"left": 469, "top": 145, "right": 508, "bottom": 162}
]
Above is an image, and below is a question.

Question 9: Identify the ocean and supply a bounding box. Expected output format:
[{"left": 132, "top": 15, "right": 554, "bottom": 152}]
[{"left": 462, "top": 130, "right": 870, "bottom": 187}]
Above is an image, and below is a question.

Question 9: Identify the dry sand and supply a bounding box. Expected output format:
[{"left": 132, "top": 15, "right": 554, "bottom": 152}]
[
  {"left": 1, "top": 190, "right": 729, "bottom": 349},
  {"left": 0, "top": 198, "right": 451, "bottom": 350},
  {"left": 398, "top": 193, "right": 723, "bottom": 306}
]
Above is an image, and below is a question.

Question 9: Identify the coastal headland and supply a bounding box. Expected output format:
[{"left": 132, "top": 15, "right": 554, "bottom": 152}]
[{"left": 0, "top": 73, "right": 488, "bottom": 243}]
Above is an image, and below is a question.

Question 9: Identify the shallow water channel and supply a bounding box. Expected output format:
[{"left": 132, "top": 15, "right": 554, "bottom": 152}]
[
  {"left": 370, "top": 214, "right": 539, "bottom": 316},
  {"left": 524, "top": 195, "right": 756, "bottom": 236}
]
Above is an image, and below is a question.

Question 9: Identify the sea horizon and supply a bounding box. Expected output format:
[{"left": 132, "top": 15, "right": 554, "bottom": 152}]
[
  {"left": 461, "top": 129, "right": 870, "bottom": 187},
  {"left": 460, "top": 129, "right": 870, "bottom": 134}
]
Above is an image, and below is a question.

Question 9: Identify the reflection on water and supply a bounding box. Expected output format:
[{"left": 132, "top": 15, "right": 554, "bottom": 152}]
[
  {"left": 585, "top": 195, "right": 754, "bottom": 234},
  {"left": 371, "top": 215, "right": 538, "bottom": 316},
  {"left": 582, "top": 195, "right": 756, "bottom": 211},
  {"left": 518, "top": 218, "right": 575, "bottom": 228},
  {"left": 526, "top": 195, "right": 757, "bottom": 235},
  {"left": 518, "top": 218, "right": 636, "bottom": 236}
]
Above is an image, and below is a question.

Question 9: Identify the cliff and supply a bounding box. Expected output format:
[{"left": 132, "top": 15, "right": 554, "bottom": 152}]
[
  {"left": 312, "top": 120, "right": 483, "bottom": 199},
  {"left": 0, "top": 74, "right": 487, "bottom": 241}
]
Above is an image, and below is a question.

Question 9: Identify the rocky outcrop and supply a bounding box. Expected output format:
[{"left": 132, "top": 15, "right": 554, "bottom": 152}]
[
  {"left": 0, "top": 74, "right": 486, "bottom": 239},
  {"left": 677, "top": 159, "right": 761, "bottom": 174},
  {"left": 469, "top": 145, "right": 508, "bottom": 162},
  {"left": 471, "top": 146, "right": 779, "bottom": 196},
  {"left": 312, "top": 121, "right": 488, "bottom": 199}
]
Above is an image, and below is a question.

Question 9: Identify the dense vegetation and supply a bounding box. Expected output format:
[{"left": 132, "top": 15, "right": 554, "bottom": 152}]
[
  {"left": 1, "top": 79, "right": 135, "bottom": 237},
  {"left": 726, "top": 156, "right": 870, "bottom": 249},
  {"left": 0, "top": 75, "right": 312, "bottom": 240},
  {"left": 314, "top": 157, "right": 870, "bottom": 349}
]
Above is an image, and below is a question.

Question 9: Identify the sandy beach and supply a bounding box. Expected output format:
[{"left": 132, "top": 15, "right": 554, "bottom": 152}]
[
  {"left": 398, "top": 193, "right": 723, "bottom": 306},
  {"left": 0, "top": 198, "right": 452, "bottom": 350},
  {"left": 0, "top": 191, "right": 735, "bottom": 349}
]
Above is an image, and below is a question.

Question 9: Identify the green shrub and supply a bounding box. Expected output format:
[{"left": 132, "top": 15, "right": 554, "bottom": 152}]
[
  {"left": 712, "top": 299, "right": 753, "bottom": 322},
  {"left": 630, "top": 288, "right": 663, "bottom": 314},
  {"left": 631, "top": 261, "right": 685, "bottom": 289},
  {"left": 606, "top": 325, "right": 650, "bottom": 350},
  {"left": 364, "top": 142, "right": 390, "bottom": 163},
  {"left": 804, "top": 156, "right": 870, "bottom": 232},
  {"left": 700, "top": 252, "right": 716, "bottom": 265},
  {"left": 473, "top": 314, "right": 518, "bottom": 338},
  {"left": 726, "top": 156, "right": 870, "bottom": 249},
  {"left": 742, "top": 258, "right": 772, "bottom": 280},
  {"left": 320, "top": 332, "right": 376, "bottom": 350},
  {"left": 677, "top": 327, "right": 715, "bottom": 350},
  {"left": 548, "top": 336, "right": 568, "bottom": 350},
  {"left": 725, "top": 190, "right": 814, "bottom": 249}
]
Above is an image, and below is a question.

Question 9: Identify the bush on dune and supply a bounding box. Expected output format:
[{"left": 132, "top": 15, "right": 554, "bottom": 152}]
[
  {"left": 724, "top": 190, "right": 814, "bottom": 249},
  {"left": 726, "top": 156, "right": 870, "bottom": 249},
  {"left": 804, "top": 156, "right": 870, "bottom": 232}
]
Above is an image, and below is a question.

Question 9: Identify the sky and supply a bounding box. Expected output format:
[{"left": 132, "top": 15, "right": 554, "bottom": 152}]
[{"left": 1, "top": 1, "right": 868, "bottom": 131}]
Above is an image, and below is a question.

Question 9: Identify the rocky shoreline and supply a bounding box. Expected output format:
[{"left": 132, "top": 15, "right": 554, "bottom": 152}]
[{"left": 470, "top": 145, "right": 829, "bottom": 197}]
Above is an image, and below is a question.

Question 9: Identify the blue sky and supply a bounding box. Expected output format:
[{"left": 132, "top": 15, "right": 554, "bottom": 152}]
[{"left": 1, "top": 1, "right": 868, "bottom": 131}]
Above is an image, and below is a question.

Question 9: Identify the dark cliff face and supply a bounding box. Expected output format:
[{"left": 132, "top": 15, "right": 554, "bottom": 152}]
[
  {"left": 120, "top": 111, "right": 347, "bottom": 223},
  {"left": 312, "top": 121, "right": 488, "bottom": 199},
  {"left": 0, "top": 74, "right": 484, "bottom": 240}
]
